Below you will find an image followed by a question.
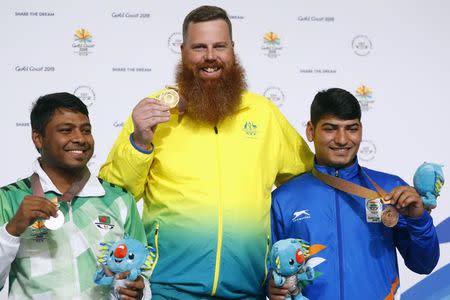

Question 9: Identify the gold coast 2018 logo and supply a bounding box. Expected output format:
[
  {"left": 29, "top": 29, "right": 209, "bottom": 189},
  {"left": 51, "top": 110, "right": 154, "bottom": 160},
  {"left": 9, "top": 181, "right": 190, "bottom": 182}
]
[
  {"left": 73, "top": 28, "right": 95, "bottom": 56},
  {"left": 355, "top": 85, "right": 374, "bottom": 111},
  {"left": 261, "top": 32, "right": 282, "bottom": 58}
]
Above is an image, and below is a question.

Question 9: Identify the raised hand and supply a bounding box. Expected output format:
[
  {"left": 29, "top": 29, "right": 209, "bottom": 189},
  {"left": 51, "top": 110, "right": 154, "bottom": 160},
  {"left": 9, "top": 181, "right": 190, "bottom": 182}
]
[{"left": 131, "top": 98, "right": 170, "bottom": 150}]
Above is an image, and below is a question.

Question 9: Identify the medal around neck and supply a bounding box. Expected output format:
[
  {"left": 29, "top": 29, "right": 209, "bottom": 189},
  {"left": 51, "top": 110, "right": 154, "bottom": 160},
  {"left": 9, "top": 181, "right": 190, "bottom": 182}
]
[
  {"left": 158, "top": 89, "right": 179, "bottom": 108},
  {"left": 381, "top": 205, "right": 399, "bottom": 227},
  {"left": 44, "top": 210, "right": 65, "bottom": 230}
]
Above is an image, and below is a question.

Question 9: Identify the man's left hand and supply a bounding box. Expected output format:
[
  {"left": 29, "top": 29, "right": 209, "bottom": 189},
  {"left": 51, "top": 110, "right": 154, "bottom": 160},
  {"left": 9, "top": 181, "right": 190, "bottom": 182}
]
[
  {"left": 116, "top": 272, "right": 145, "bottom": 300},
  {"left": 384, "top": 186, "right": 424, "bottom": 218}
]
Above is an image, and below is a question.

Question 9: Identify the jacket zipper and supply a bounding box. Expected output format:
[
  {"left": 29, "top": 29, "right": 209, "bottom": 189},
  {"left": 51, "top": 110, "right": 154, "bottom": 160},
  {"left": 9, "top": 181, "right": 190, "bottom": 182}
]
[
  {"left": 260, "top": 235, "right": 270, "bottom": 287},
  {"left": 69, "top": 203, "right": 81, "bottom": 296},
  {"left": 335, "top": 169, "right": 344, "bottom": 300},
  {"left": 152, "top": 223, "right": 160, "bottom": 270},
  {"left": 211, "top": 125, "right": 223, "bottom": 296}
]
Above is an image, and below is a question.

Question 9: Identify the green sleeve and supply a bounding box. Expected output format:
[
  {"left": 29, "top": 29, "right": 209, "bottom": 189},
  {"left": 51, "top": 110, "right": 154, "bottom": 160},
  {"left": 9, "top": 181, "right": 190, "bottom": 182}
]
[
  {"left": 123, "top": 193, "right": 146, "bottom": 245},
  {"left": 0, "top": 189, "right": 14, "bottom": 226}
]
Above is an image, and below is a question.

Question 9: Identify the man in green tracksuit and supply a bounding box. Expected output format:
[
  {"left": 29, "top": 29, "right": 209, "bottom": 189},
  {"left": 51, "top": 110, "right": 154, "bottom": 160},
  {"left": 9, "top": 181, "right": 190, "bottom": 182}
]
[{"left": 0, "top": 93, "right": 151, "bottom": 299}]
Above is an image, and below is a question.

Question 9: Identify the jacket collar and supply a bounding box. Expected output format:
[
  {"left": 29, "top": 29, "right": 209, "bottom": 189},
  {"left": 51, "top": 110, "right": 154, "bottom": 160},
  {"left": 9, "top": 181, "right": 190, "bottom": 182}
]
[
  {"left": 314, "top": 157, "right": 361, "bottom": 180},
  {"left": 32, "top": 159, "right": 105, "bottom": 197},
  {"left": 237, "top": 91, "right": 251, "bottom": 111}
]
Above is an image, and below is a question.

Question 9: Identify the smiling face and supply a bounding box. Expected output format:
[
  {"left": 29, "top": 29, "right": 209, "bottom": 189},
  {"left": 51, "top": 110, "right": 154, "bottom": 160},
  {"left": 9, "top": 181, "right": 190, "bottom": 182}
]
[
  {"left": 32, "top": 108, "right": 94, "bottom": 175},
  {"left": 307, "top": 115, "right": 362, "bottom": 169},
  {"left": 181, "top": 19, "right": 235, "bottom": 82}
]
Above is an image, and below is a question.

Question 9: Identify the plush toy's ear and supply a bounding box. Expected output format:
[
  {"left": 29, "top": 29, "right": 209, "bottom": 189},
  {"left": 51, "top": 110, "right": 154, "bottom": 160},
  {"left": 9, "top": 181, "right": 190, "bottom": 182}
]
[
  {"left": 295, "top": 239, "right": 311, "bottom": 257},
  {"left": 142, "top": 246, "right": 157, "bottom": 272},
  {"left": 97, "top": 241, "right": 113, "bottom": 266},
  {"left": 269, "top": 245, "right": 280, "bottom": 271}
]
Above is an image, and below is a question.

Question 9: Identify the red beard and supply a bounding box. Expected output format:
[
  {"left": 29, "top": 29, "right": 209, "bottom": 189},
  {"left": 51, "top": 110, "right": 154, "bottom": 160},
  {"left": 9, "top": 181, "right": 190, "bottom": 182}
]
[{"left": 175, "top": 59, "right": 247, "bottom": 125}]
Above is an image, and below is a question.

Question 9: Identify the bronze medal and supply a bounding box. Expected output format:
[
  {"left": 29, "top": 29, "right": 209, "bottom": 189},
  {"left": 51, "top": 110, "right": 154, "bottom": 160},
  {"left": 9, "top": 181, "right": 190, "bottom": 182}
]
[{"left": 381, "top": 205, "right": 399, "bottom": 227}]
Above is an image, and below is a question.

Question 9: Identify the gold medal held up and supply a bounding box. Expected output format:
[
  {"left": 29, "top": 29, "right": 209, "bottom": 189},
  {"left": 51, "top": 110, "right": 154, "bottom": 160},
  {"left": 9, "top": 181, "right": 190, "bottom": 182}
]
[{"left": 158, "top": 88, "right": 179, "bottom": 108}]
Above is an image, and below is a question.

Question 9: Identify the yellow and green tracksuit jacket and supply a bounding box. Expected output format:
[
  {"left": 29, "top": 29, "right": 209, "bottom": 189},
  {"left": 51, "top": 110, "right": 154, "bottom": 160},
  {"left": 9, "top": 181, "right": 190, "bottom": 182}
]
[{"left": 99, "top": 90, "right": 313, "bottom": 299}]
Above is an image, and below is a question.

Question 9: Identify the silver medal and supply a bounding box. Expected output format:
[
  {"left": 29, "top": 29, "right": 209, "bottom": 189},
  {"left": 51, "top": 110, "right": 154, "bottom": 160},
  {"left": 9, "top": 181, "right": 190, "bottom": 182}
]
[{"left": 44, "top": 210, "right": 65, "bottom": 230}]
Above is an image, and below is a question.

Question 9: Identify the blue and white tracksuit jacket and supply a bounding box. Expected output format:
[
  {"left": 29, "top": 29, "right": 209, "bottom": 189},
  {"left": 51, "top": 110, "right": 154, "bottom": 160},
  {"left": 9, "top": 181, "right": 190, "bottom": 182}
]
[{"left": 271, "top": 159, "right": 439, "bottom": 300}]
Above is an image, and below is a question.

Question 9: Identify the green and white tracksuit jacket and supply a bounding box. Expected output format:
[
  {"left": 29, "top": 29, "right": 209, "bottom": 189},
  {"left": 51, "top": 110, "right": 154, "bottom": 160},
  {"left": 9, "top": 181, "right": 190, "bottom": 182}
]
[
  {"left": 100, "top": 90, "right": 314, "bottom": 299},
  {"left": 0, "top": 160, "right": 150, "bottom": 299}
]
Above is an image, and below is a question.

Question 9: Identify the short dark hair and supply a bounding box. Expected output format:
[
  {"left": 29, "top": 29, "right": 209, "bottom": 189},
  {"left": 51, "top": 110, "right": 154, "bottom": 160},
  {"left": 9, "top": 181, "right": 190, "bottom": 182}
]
[
  {"left": 310, "top": 88, "right": 361, "bottom": 125},
  {"left": 30, "top": 92, "right": 89, "bottom": 135},
  {"left": 182, "top": 5, "right": 232, "bottom": 41}
]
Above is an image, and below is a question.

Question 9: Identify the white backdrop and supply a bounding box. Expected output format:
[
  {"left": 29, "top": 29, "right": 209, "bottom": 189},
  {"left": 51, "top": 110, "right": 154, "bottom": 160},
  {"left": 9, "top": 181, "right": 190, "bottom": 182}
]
[{"left": 1, "top": 0, "right": 449, "bottom": 299}]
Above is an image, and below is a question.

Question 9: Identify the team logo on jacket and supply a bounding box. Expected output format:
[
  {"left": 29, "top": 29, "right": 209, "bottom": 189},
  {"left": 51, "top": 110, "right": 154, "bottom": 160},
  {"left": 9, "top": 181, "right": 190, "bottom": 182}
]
[
  {"left": 95, "top": 215, "right": 115, "bottom": 230},
  {"left": 30, "top": 220, "right": 49, "bottom": 242},
  {"left": 292, "top": 209, "right": 311, "bottom": 222},
  {"left": 242, "top": 121, "right": 258, "bottom": 138}
]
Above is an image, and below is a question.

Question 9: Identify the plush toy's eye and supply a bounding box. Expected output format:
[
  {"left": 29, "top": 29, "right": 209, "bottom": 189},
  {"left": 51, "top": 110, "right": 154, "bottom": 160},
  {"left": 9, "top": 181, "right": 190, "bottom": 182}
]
[
  {"left": 109, "top": 251, "right": 113, "bottom": 257},
  {"left": 128, "top": 253, "right": 135, "bottom": 260},
  {"left": 289, "top": 259, "right": 295, "bottom": 265}
]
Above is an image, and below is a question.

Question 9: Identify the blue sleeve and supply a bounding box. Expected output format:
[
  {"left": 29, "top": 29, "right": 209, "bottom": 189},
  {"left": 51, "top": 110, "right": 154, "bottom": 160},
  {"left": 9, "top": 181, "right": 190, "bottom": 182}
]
[
  {"left": 271, "top": 190, "right": 285, "bottom": 245},
  {"left": 393, "top": 211, "right": 440, "bottom": 274}
]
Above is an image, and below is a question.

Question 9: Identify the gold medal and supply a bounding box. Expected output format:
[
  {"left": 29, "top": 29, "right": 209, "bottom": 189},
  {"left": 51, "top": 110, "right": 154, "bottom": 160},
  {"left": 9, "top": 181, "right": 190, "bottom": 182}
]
[
  {"left": 381, "top": 205, "right": 399, "bottom": 227},
  {"left": 158, "top": 89, "right": 179, "bottom": 108}
]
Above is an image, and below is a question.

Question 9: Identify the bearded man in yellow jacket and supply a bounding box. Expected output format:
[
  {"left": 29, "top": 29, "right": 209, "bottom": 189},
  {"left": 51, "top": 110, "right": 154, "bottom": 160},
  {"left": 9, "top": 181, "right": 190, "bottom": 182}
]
[{"left": 100, "top": 5, "right": 313, "bottom": 300}]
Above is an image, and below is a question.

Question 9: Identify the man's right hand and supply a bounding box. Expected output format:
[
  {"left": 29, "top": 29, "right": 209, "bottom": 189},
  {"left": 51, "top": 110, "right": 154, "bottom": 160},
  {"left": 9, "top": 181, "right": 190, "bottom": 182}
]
[
  {"left": 268, "top": 275, "right": 290, "bottom": 300},
  {"left": 131, "top": 98, "right": 170, "bottom": 150},
  {"left": 6, "top": 196, "right": 57, "bottom": 237}
]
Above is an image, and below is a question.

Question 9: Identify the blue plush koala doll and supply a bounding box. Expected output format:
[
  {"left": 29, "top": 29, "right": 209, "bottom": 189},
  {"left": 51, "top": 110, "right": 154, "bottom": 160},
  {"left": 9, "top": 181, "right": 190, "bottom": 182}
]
[
  {"left": 270, "top": 238, "right": 315, "bottom": 300},
  {"left": 413, "top": 162, "right": 444, "bottom": 210},
  {"left": 94, "top": 236, "right": 155, "bottom": 299}
]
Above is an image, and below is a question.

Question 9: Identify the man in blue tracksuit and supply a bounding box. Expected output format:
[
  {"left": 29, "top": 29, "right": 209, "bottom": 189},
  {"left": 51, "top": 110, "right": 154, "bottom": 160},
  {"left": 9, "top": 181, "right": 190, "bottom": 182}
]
[{"left": 269, "top": 88, "right": 439, "bottom": 300}]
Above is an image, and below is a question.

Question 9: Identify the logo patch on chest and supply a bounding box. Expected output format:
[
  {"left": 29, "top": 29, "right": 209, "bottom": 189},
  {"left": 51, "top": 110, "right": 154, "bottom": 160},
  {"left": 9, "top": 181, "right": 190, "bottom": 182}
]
[
  {"left": 242, "top": 121, "right": 258, "bottom": 138},
  {"left": 95, "top": 215, "right": 115, "bottom": 230},
  {"left": 292, "top": 209, "right": 311, "bottom": 222}
]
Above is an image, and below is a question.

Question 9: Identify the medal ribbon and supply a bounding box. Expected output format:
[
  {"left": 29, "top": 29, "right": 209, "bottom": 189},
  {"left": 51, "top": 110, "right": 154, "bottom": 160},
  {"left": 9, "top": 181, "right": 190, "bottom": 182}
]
[
  {"left": 31, "top": 168, "right": 91, "bottom": 202},
  {"left": 311, "top": 166, "right": 390, "bottom": 204}
]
